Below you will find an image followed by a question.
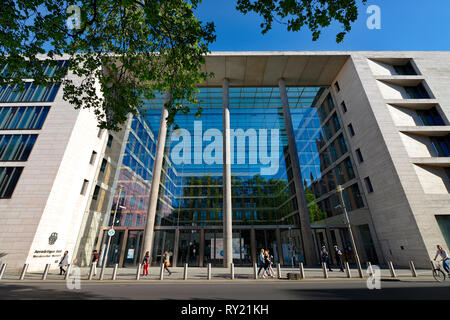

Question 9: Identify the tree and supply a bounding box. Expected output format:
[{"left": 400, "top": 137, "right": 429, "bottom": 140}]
[{"left": 0, "top": 0, "right": 365, "bottom": 130}]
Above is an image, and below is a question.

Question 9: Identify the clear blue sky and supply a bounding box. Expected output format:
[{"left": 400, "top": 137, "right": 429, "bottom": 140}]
[{"left": 194, "top": 0, "right": 450, "bottom": 51}]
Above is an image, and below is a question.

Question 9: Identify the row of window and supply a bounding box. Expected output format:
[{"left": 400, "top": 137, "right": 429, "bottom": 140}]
[
  {"left": 0, "top": 106, "right": 50, "bottom": 130},
  {"left": 0, "top": 134, "right": 37, "bottom": 161},
  {"left": 0, "top": 83, "right": 60, "bottom": 102}
]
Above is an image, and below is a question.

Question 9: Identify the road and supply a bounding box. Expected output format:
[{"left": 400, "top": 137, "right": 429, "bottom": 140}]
[{"left": 1, "top": 278, "right": 449, "bottom": 300}]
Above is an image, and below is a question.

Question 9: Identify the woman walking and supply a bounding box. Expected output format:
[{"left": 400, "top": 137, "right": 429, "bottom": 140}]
[
  {"left": 142, "top": 251, "right": 150, "bottom": 276},
  {"left": 162, "top": 250, "right": 172, "bottom": 276},
  {"left": 262, "top": 250, "right": 271, "bottom": 278}
]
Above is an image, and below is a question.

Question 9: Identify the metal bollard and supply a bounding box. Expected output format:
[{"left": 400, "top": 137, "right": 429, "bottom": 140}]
[
  {"left": 322, "top": 262, "right": 328, "bottom": 279},
  {"left": 19, "top": 263, "right": 28, "bottom": 280},
  {"left": 367, "top": 262, "right": 373, "bottom": 276},
  {"left": 0, "top": 263, "right": 7, "bottom": 280},
  {"left": 88, "top": 263, "right": 96, "bottom": 280},
  {"left": 388, "top": 261, "right": 397, "bottom": 278},
  {"left": 207, "top": 263, "right": 212, "bottom": 280},
  {"left": 253, "top": 262, "right": 258, "bottom": 279},
  {"left": 64, "top": 264, "right": 72, "bottom": 280},
  {"left": 299, "top": 262, "right": 305, "bottom": 279},
  {"left": 159, "top": 263, "right": 164, "bottom": 280},
  {"left": 409, "top": 261, "right": 417, "bottom": 277},
  {"left": 41, "top": 264, "right": 50, "bottom": 280},
  {"left": 111, "top": 264, "right": 118, "bottom": 280},
  {"left": 183, "top": 263, "right": 188, "bottom": 280},
  {"left": 345, "top": 261, "right": 352, "bottom": 278},
  {"left": 136, "top": 264, "right": 141, "bottom": 280},
  {"left": 230, "top": 263, "right": 235, "bottom": 280},
  {"left": 276, "top": 263, "right": 282, "bottom": 279}
]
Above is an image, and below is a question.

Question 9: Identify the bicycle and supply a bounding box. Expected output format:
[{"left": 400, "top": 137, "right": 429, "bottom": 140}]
[{"left": 431, "top": 260, "right": 447, "bottom": 282}]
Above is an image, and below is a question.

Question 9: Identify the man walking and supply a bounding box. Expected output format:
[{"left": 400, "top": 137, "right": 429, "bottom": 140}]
[
  {"left": 59, "top": 251, "right": 69, "bottom": 275},
  {"left": 162, "top": 250, "right": 172, "bottom": 276},
  {"left": 334, "top": 245, "right": 345, "bottom": 272},
  {"left": 92, "top": 250, "right": 99, "bottom": 276},
  {"left": 320, "top": 246, "right": 332, "bottom": 271}
]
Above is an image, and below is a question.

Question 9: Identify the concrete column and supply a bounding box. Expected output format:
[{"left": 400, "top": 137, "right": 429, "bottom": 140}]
[
  {"left": 275, "top": 228, "right": 284, "bottom": 266},
  {"left": 173, "top": 228, "right": 180, "bottom": 267},
  {"left": 250, "top": 228, "right": 256, "bottom": 264},
  {"left": 142, "top": 92, "right": 170, "bottom": 260},
  {"left": 222, "top": 78, "right": 233, "bottom": 267},
  {"left": 19, "top": 264, "right": 28, "bottom": 280},
  {"left": 207, "top": 263, "right": 212, "bottom": 280},
  {"left": 199, "top": 228, "right": 205, "bottom": 267},
  {"left": 0, "top": 263, "right": 6, "bottom": 279},
  {"left": 136, "top": 264, "right": 141, "bottom": 280},
  {"left": 183, "top": 263, "right": 188, "bottom": 280},
  {"left": 409, "top": 261, "right": 417, "bottom": 277},
  {"left": 279, "top": 78, "right": 315, "bottom": 266},
  {"left": 345, "top": 261, "right": 352, "bottom": 278},
  {"left": 41, "top": 264, "right": 50, "bottom": 280},
  {"left": 253, "top": 262, "right": 258, "bottom": 279}
]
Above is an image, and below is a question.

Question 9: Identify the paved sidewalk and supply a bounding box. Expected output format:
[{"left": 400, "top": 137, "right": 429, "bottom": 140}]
[{"left": 0, "top": 265, "right": 433, "bottom": 282}]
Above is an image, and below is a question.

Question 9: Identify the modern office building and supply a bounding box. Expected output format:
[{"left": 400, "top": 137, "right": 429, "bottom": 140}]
[{"left": 0, "top": 52, "right": 449, "bottom": 272}]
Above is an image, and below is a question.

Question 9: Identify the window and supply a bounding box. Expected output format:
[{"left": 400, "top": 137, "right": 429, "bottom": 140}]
[
  {"left": 0, "top": 106, "right": 50, "bottom": 130},
  {"left": 107, "top": 134, "right": 113, "bottom": 148},
  {"left": 0, "top": 134, "right": 38, "bottom": 161},
  {"left": 404, "top": 84, "right": 430, "bottom": 99},
  {"left": 89, "top": 151, "right": 97, "bottom": 165},
  {"left": 417, "top": 107, "right": 445, "bottom": 126},
  {"left": 92, "top": 185, "right": 101, "bottom": 200},
  {"left": 0, "top": 167, "right": 23, "bottom": 198},
  {"left": 393, "top": 62, "right": 417, "bottom": 75},
  {"left": 356, "top": 148, "right": 364, "bottom": 163},
  {"left": 341, "top": 101, "right": 347, "bottom": 113},
  {"left": 100, "top": 158, "right": 108, "bottom": 172},
  {"left": 80, "top": 179, "right": 89, "bottom": 195},
  {"left": 0, "top": 83, "right": 61, "bottom": 102},
  {"left": 334, "top": 82, "right": 340, "bottom": 92},
  {"left": 431, "top": 136, "right": 450, "bottom": 157},
  {"left": 348, "top": 123, "right": 355, "bottom": 137},
  {"left": 364, "top": 177, "right": 374, "bottom": 193}
]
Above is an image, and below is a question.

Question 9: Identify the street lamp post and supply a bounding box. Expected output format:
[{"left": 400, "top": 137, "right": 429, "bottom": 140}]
[
  {"left": 99, "top": 185, "right": 124, "bottom": 279},
  {"left": 336, "top": 185, "right": 362, "bottom": 275}
]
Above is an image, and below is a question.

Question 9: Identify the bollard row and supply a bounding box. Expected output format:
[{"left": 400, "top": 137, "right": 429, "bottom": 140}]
[{"left": 0, "top": 259, "right": 424, "bottom": 281}]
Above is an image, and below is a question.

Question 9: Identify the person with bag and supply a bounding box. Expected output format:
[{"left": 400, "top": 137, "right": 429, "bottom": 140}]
[
  {"left": 142, "top": 251, "right": 150, "bottom": 276},
  {"left": 320, "top": 246, "right": 332, "bottom": 271},
  {"left": 262, "top": 250, "right": 271, "bottom": 278},
  {"left": 333, "top": 245, "right": 345, "bottom": 272},
  {"left": 257, "top": 249, "right": 265, "bottom": 278},
  {"left": 59, "top": 251, "right": 69, "bottom": 275},
  {"left": 162, "top": 250, "right": 172, "bottom": 276},
  {"left": 92, "top": 250, "right": 99, "bottom": 276}
]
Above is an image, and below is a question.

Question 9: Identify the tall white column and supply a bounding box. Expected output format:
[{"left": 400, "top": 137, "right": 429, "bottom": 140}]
[
  {"left": 278, "top": 78, "right": 316, "bottom": 266},
  {"left": 142, "top": 92, "right": 170, "bottom": 261},
  {"left": 222, "top": 78, "right": 233, "bottom": 267}
]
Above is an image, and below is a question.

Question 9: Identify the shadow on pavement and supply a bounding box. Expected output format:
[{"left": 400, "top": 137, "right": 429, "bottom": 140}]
[{"left": 0, "top": 284, "right": 108, "bottom": 300}]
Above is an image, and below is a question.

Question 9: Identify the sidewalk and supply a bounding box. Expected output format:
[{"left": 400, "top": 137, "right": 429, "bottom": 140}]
[{"left": 0, "top": 265, "right": 433, "bottom": 282}]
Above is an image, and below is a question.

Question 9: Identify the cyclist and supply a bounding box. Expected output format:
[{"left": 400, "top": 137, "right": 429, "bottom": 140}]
[{"left": 434, "top": 244, "right": 450, "bottom": 275}]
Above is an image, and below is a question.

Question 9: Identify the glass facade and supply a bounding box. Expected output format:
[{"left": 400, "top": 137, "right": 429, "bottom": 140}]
[
  {"left": 0, "top": 82, "right": 60, "bottom": 102},
  {"left": 0, "top": 134, "right": 38, "bottom": 161},
  {"left": 0, "top": 106, "right": 50, "bottom": 130},
  {"left": 99, "top": 86, "right": 368, "bottom": 267}
]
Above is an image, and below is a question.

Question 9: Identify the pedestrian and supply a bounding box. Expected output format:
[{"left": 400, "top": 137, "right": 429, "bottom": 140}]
[
  {"left": 434, "top": 244, "right": 450, "bottom": 275},
  {"left": 268, "top": 251, "right": 276, "bottom": 278},
  {"left": 320, "top": 246, "right": 332, "bottom": 271},
  {"left": 92, "top": 250, "right": 99, "bottom": 276},
  {"left": 59, "top": 250, "right": 69, "bottom": 275},
  {"left": 262, "top": 250, "right": 272, "bottom": 278},
  {"left": 162, "top": 250, "right": 172, "bottom": 276},
  {"left": 142, "top": 251, "right": 150, "bottom": 276},
  {"left": 334, "top": 245, "right": 344, "bottom": 272},
  {"left": 257, "top": 249, "right": 265, "bottom": 278}
]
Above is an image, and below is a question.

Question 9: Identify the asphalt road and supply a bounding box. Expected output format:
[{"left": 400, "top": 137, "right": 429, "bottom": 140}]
[{"left": 1, "top": 278, "right": 450, "bottom": 300}]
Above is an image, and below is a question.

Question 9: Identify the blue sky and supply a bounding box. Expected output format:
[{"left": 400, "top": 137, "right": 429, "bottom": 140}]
[{"left": 194, "top": 0, "right": 450, "bottom": 51}]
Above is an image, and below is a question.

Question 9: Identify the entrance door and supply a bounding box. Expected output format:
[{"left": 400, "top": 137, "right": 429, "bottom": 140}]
[
  {"left": 99, "top": 230, "right": 125, "bottom": 267},
  {"left": 177, "top": 230, "right": 200, "bottom": 266},
  {"left": 123, "top": 230, "right": 143, "bottom": 267}
]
